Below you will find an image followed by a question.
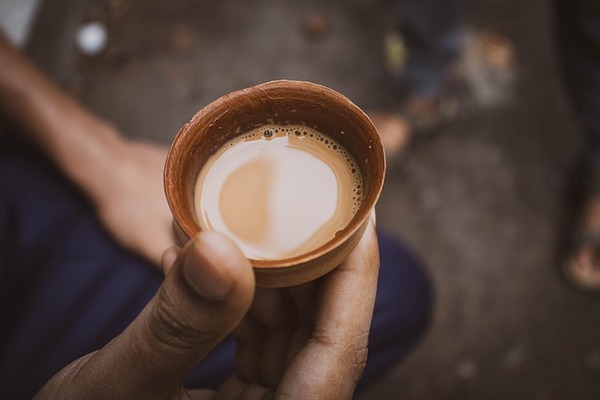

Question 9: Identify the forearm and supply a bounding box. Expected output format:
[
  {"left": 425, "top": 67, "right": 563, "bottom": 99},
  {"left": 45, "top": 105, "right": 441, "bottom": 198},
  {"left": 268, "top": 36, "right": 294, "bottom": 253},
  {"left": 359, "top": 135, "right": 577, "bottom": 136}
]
[
  {"left": 0, "top": 32, "right": 125, "bottom": 199},
  {"left": 0, "top": 32, "right": 173, "bottom": 265}
]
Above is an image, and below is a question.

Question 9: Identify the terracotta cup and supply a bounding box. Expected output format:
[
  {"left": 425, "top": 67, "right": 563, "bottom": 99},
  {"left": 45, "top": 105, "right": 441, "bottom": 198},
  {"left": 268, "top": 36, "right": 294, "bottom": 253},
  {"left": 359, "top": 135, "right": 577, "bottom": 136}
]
[{"left": 164, "top": 80, "right": 385, "bottom": 287}]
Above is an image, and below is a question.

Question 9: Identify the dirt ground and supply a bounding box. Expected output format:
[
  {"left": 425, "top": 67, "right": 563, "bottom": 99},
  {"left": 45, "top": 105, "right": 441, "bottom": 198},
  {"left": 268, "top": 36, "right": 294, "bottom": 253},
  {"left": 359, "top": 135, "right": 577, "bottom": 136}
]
[{"left": 24, "top": 0, "right": 600, "bottom": 398}]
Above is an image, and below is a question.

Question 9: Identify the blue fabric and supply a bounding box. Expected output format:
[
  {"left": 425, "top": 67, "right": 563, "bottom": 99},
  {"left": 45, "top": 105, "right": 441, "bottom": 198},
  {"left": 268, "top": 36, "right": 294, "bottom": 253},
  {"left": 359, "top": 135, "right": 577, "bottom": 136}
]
[{"left": 0, "top": 149, "right": 432, "bottom": 399}]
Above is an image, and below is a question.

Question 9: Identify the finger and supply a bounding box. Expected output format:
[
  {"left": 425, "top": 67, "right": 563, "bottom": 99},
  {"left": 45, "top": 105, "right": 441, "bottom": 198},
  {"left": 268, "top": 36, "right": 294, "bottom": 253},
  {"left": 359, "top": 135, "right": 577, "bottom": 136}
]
[
  {"left": 160, "top": 245, "right": 181, "bottom": 275},
  {"left": 214, "top": 377, "right": 270, "bottom": 400},
  {"left": 232, "top": 316, "right": 264, "bottom": 383},
  {"left": 234, "top": 288, "right": 295, "bottom": 387},
  {"left": 77, "top": 232, "right": 255, "bottom": 399},
  {"left": 188, "top": 389, "right": 217, "bottom": 400},
  {"left": 284, "top": 282, "right": 319, "bottom": 367},
  {"left": 147, "top": 227, "right": 176, "bottom": 267},
  {"left": 252, "top": 289, "right": 295, "bottom": 387},
  {"left": 279, "top": 221, "right": 379, "bottom": 399},
  {"left": 314, "top": 221, "right": 379, "bottom": 345},
  {"left": 215, "top": 376, "right": 247, "bottom": 400}
]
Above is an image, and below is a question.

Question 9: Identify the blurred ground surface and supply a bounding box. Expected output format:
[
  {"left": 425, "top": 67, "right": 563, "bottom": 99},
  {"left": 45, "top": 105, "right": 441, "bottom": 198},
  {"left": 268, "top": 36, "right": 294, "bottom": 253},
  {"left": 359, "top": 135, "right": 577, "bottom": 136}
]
[{"left": 20, "top": 0, "right": 600, "bottom": 398}]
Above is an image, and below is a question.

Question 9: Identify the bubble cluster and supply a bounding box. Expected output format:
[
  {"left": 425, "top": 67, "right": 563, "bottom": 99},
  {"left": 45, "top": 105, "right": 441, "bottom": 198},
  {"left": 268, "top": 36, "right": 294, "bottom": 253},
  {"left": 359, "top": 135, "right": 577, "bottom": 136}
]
[{"left": 221, "top": 124, "right": 364, "bottom": 213}]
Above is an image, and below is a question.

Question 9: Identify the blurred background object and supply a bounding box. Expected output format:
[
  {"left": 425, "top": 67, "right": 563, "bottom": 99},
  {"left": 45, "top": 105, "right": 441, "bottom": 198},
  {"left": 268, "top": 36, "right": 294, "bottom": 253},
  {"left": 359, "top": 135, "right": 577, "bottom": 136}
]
[
  {"left": 2, "top": 0, "right": 600, "bottom": 398},
  {"left": 75, "top": 20, "right": 107, "bottom": 56},
  {"left": 0, "top": 0, "right": 40, "bottom": 45}
]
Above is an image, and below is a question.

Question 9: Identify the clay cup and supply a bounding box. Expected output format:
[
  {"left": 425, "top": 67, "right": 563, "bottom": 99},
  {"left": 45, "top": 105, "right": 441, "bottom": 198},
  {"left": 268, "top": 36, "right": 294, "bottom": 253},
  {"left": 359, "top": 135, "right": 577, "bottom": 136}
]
[{"left": 164, "top": 80, "right": 385, "bottom": 287}]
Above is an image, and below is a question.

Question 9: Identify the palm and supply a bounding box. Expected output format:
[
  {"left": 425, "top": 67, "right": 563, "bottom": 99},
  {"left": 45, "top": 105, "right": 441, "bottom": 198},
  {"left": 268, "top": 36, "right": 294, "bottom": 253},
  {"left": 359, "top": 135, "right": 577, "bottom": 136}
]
[{"left": 197, "top": 227, "right": 378, "bottom": 399}]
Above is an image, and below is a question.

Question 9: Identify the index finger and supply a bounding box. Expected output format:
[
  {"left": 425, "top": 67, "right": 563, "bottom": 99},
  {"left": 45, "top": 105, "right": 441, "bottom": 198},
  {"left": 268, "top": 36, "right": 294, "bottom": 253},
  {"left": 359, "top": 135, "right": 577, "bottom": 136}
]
[
  {"left": 278, "top": 221, "right": 380, "bottom": 399},
  {"left": 313, "top": 220, "right": 380, "bottom": 350}
]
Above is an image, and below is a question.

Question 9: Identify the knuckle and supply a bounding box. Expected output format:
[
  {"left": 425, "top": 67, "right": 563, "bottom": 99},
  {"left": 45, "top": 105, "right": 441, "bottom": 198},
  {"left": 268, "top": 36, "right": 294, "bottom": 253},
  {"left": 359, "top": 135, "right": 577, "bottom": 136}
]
[
  {"left": 311, "top": 328, "right": 370, "bottom": 384},
  {"left": 346, "top": 331, "right": 370, "bottom": 384},
  {"left": 147, "top": 289, "right": 213, "bottom": 351}
]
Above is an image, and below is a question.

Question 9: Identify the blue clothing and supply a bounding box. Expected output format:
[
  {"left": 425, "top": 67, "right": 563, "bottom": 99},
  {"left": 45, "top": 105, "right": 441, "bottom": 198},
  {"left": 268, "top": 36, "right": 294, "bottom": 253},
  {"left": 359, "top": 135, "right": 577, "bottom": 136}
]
[{"left": 0, "top": 142, "right": 432, "bottom": 399}]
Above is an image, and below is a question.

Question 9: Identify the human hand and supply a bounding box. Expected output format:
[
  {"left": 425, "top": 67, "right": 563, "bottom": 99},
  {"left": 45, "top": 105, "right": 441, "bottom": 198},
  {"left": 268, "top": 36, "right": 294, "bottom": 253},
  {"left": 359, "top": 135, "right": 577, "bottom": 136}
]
[
  {"left": 224, "top": 220, "right": 380, "bottom": 399},
  {"left": 34, "top": 222, "right": 379, "bottom": 400},
  {"left": 91, "top": 139, "right": 174, "bottom": 267},
  {"left": 34, "top": 231, "right": 255, "bottom": 400}
]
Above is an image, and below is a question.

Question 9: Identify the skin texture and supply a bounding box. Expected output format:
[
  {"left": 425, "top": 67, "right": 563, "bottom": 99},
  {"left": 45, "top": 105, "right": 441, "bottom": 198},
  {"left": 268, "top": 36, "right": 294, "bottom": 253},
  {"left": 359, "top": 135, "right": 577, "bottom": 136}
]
[
  {"left": 0, "top": 30, "right": 382, "bottom": 398},
  {"left": 0, "top": 33, "right": 172, "bottom": 266},
  {"left": 35, "top": 224, "right": 379, "bottom": 400}
]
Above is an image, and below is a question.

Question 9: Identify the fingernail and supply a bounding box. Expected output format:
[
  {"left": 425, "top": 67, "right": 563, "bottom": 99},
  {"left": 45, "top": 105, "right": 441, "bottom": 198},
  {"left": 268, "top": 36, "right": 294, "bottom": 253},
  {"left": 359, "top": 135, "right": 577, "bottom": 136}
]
[{"left": 182, "top": 233, "right": 235, "bottom": 301}]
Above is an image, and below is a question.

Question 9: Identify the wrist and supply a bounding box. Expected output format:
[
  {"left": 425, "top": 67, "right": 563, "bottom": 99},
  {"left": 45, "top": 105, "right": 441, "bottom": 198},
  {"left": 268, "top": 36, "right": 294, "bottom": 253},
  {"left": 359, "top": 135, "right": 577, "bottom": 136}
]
[
  {"left": 66, "top": 120, "right": 131, "bottom": 205},
  {"left": 0, "top": 33, "right": 129, "bottom": 202}
]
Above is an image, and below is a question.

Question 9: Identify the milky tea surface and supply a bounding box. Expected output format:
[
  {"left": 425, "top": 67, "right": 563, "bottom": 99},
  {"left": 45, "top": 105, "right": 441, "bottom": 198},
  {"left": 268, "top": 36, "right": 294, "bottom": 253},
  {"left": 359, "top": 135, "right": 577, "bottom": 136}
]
[{"left": 194, "top": 124, "right": 363, "bottom": 260}]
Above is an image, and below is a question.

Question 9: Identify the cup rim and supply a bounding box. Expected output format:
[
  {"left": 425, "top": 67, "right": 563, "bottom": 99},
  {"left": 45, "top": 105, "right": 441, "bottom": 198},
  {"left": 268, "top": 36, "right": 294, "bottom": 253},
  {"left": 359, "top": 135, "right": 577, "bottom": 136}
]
[{"left": 164, "top": 79, "right": 385, "bottom": 269}]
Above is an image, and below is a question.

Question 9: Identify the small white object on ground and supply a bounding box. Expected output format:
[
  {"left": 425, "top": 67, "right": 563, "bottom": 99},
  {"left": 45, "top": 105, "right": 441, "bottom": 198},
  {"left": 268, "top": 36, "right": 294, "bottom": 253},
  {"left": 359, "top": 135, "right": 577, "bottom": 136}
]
[{"left": 76, "top": 21, "right": 107, "bottom": 56}]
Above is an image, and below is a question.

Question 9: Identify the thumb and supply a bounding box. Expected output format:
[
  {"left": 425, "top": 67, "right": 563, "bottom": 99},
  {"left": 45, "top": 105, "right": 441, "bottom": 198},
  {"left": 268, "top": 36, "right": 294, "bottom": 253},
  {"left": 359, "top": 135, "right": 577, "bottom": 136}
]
[{"left": 78, "top": 232, "right": 254, "bottom": 399}]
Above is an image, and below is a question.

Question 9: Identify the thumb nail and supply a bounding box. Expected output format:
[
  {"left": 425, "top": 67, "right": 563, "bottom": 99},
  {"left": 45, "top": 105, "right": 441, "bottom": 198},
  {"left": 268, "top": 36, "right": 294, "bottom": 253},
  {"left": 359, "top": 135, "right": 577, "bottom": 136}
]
[{"left": 182, "top": 233, "right": 235, "bottom": 301}]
